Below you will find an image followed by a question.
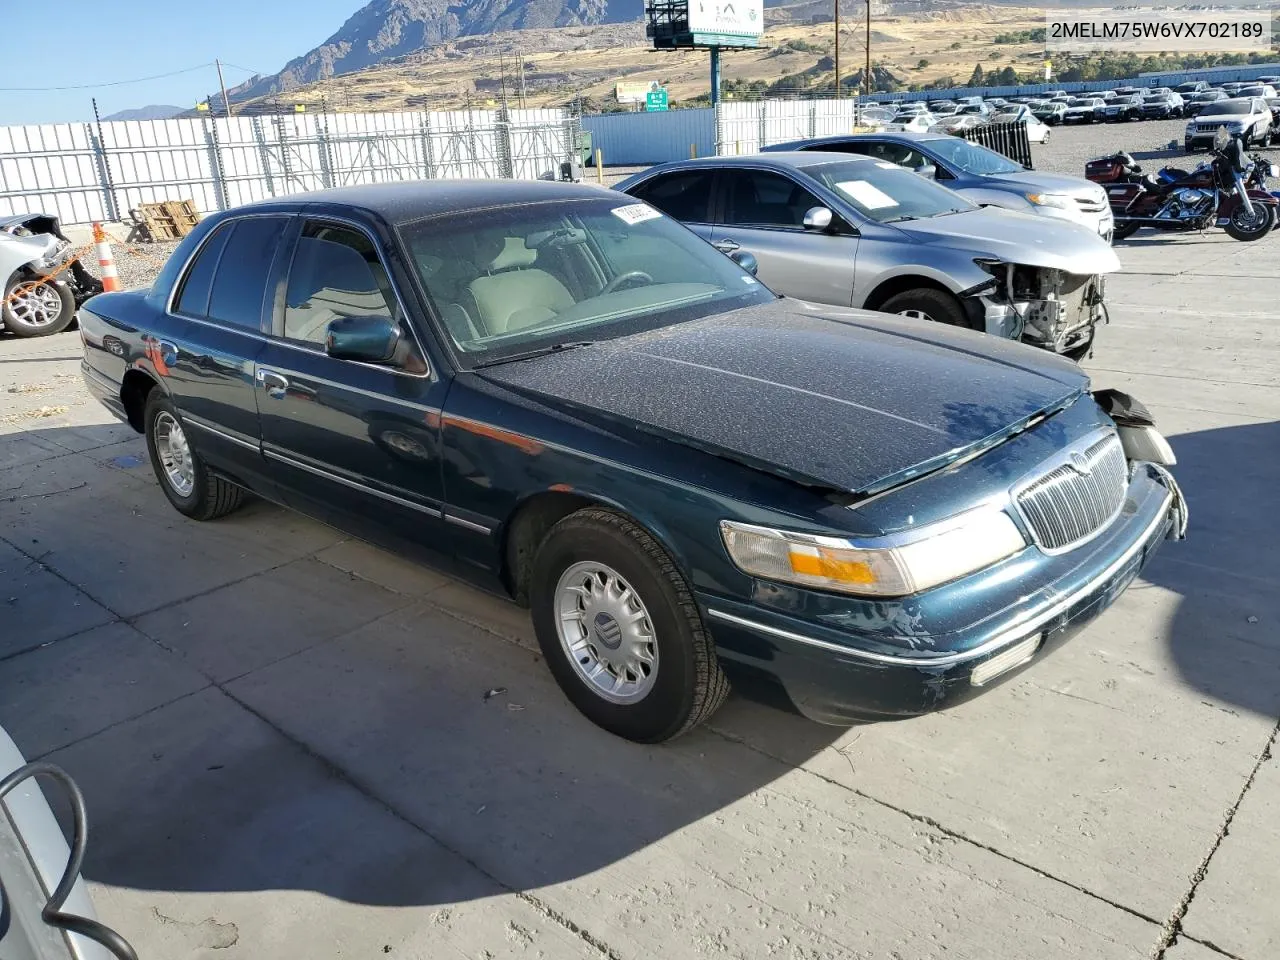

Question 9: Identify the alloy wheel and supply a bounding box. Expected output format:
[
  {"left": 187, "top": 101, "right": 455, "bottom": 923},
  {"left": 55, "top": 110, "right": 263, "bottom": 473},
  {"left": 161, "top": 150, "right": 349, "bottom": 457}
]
[
  {"left": 898, "top": 308, "right": 937, "bottom": 323},
  {"left": 554, "top": 561, "right": 658, "bottom": 703},
  {"left": 153, "top": 411, "right": 195, "bottom": 497},
  {"left": 8, "top": 282, "right": 65, "bottom": 329}
]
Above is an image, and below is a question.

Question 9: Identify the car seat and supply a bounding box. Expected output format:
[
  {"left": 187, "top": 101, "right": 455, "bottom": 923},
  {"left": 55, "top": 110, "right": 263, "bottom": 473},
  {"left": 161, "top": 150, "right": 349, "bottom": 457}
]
[{"left": 464, "top": 234, "right": 575, "bottom": 335}]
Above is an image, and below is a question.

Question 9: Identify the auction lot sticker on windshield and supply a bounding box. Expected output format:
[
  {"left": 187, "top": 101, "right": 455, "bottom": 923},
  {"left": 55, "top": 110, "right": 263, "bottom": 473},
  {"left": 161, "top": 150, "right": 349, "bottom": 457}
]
[
  {"left": 612, "top": 203, "right": 663, "bottom": 225},
  {"left": 835, "top": 180, "right": 898, "bottom": 209}
]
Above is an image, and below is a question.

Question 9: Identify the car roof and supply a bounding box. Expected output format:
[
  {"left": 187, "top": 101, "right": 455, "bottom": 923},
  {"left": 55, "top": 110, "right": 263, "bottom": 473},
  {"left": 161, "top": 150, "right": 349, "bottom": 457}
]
[
  {"left": 640, "top": 151, "right": 882, "bottom": 173},
  {"left": 238, "top": 179, "right": 616, "bottom": 224}
]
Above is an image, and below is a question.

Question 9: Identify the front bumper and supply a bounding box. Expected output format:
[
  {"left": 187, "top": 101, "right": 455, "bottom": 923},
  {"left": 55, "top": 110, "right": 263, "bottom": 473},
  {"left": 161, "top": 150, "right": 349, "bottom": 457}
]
[{"left": 702, "top": 463, "right": 1183, "bottom": 724}]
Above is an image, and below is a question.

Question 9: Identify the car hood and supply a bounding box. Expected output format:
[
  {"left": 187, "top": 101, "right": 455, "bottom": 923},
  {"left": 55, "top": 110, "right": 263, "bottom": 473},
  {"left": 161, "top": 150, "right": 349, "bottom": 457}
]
[
  {"left": 479, "top": 301, "right": 1088, "bottom": 497},
  {"left": 888, "top": 208, "right": 1121, "bottom": 273},
  {"left": 982, "top": 169, "right": 1104, "bottom": 197},
  {"left": 1195, "top": 111, "right": 1251, "bottom": 124}
]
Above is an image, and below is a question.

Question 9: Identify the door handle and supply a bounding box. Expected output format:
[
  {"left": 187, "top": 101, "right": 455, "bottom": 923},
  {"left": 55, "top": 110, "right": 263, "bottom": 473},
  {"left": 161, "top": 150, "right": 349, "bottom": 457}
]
[
  {"left": 256, "top": 368, "right": 289, "bottom": 398},
  {"left": 713, "top": 238, "right": 740, "bottom": 253}
]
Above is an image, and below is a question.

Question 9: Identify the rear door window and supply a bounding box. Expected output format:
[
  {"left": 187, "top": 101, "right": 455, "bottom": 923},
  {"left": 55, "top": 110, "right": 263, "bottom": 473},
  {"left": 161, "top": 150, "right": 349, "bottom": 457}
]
[
  {"left": 206, "top": 216, "right": 289, "bottom": 331},
  {"left": 174, "top": 223, "right": 232, "bottom": 316},
  {"left": 628, "top": 170, "right": 715, "bottom": 223}
]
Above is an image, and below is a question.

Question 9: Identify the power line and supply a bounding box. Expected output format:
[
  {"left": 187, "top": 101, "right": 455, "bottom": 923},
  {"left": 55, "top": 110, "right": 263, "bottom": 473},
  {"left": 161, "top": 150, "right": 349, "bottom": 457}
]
[{"left": 0, "top": 62, "right": 238, "bottom": 93}]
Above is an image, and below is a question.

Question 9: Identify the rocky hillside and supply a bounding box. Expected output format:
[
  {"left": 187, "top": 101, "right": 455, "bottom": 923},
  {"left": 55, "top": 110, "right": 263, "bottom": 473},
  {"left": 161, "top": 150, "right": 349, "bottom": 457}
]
[{"left": 226, "top": 0, "right": 632, "bottom": 101}]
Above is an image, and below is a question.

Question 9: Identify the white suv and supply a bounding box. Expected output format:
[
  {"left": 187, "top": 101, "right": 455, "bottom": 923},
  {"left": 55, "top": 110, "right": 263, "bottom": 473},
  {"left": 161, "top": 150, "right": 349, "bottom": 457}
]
[{"left": 1186, "top": 97, "right": 1271, "bottom": 151}]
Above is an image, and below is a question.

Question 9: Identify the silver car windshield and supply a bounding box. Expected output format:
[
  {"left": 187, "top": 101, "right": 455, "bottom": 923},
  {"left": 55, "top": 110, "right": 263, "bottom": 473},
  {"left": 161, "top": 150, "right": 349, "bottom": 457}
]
[
  {"left": 804, "top": 160, "right": 976, "bottom": 223},
  {"left": 400, "top": 198, "right": 774, "bottom": 363},
  {"left": 913, "top": 136, "right": 1023, "bottom": 175},
  {"left": 1208, "top": 101, "right": 1253, "bottom": 115}
]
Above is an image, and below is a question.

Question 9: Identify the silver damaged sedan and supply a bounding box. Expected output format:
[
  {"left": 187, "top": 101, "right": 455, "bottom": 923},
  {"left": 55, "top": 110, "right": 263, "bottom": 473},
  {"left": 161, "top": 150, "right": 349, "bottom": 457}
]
[{"left": 616, "top": 152, "right": 1121, "bottom": 359}]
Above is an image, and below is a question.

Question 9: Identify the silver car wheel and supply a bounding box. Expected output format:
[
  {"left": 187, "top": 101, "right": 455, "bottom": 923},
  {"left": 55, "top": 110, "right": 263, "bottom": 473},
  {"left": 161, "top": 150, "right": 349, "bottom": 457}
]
[
  {"left": 554, "top": 561, "right": 658, "bottom": 704},
  {"left": 8, "top": 282, "right": 65, "bottom": 328},
  {"left": 898, "top": 308, "right": 936, "bottom": 323},
  {"left": 153, "top": 411, "right": 195, "bottom": 497}
]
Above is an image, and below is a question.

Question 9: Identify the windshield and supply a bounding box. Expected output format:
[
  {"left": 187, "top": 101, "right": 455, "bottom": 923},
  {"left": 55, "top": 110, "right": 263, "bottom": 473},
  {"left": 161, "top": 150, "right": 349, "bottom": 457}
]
[
  {"left": 1206, "top": 100, "right": 1253, "bottom": 115},
  {"left": 1067, "top": 99, "right": 1093, "bottom": 107},
  {"left": 915, "top": 136, "right": 1023, "bottom": 174},
  {"left": 1193, "top": 92, "right": 1222, "bottom": 101},
  {"left": 400, "top": 198, "right": 774, "bottom": 364},
  {"left": 804, "top": 159, "right": 976, "bottom": 223},
  {"left": 1241, "top": 87, "right": 1265, "bottom": 96}
]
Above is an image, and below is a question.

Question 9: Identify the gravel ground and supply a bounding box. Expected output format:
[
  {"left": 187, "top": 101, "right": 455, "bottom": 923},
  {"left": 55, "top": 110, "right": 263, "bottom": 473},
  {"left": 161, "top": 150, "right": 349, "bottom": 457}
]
[{"left": 89, "top": 117, "right": 1278, "bottom": 293}]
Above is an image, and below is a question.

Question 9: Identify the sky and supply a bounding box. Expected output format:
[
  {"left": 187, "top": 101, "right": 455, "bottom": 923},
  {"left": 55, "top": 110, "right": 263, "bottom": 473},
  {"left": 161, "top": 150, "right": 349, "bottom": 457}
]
[{"left": 0, "top": 0, "right": 362, "bottom": 125}]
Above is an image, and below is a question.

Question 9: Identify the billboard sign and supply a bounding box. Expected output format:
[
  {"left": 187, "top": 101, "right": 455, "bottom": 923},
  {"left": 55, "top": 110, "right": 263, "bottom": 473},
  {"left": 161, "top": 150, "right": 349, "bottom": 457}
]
[
  {"left": 616, "top": 80, "right": 664, "bottom": 104},
  {"left": 688, "top": 0, "right": 763, "bottom": 46}
]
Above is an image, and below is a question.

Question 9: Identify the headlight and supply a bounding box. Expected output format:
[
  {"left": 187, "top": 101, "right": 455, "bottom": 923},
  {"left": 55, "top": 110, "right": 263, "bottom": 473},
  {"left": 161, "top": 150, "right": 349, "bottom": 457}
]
[
  {"left": 1185, "top": 121, "right": 1196, "bottom": 131},
  {"left": 1025, "top": 192, "right": 1071, "bottom": 209},
  {"left": 719, "top": 507, "right": 1027, "bottom": 597}
]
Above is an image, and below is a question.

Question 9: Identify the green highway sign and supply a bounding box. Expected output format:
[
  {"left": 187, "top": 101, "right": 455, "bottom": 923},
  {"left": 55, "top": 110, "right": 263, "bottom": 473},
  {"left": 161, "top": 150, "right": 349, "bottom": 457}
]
[{"left": 645, "top": 88, "right": 669, "bottom": 111}]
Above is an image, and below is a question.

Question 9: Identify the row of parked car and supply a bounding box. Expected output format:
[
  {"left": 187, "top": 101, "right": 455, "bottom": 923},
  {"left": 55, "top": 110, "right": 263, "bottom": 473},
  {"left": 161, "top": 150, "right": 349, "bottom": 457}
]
[{"left": 864, "top": 77, "right": 1280, "bottom": 153}]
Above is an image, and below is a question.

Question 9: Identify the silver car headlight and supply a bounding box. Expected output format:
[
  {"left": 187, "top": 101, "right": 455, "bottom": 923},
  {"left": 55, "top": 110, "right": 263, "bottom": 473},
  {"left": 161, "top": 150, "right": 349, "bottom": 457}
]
[
  {"left": 720, "top": 507, "right": 1027, "bottom": 597},
  {"left": 1025, "top": 192, "right": 1072, "bottom": 209}
]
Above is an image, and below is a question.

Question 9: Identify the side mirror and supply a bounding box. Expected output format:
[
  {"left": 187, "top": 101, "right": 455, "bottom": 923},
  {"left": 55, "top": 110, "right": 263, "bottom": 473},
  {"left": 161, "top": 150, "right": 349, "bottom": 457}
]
[
  {"left": 729, "top": 250, "right": 759, "bottom": 275},
  {"left": 326, "top": 315, "right": 400, "bottom": 364},
  {"left": 802, "top": 206, "right": 834, "bottom": 231}
]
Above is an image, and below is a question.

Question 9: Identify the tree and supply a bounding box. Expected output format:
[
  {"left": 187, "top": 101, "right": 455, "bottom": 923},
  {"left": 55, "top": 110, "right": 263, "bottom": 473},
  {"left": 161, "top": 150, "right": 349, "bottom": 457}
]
[
  {"left": 917, "top": 58, "right": 930, "bottom": 70},
  {"left": 968, "top": 64, "right": 985, "bottom": 86},
  {"left": 997, "top": 66, "right": 1018, "bottom": 85}
]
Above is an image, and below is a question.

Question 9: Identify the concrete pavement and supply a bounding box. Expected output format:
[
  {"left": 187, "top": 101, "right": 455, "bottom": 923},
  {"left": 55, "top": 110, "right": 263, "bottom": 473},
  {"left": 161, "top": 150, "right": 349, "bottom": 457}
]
[{"left": 1, "top": 230, "right": 1277, "bottom": 959}]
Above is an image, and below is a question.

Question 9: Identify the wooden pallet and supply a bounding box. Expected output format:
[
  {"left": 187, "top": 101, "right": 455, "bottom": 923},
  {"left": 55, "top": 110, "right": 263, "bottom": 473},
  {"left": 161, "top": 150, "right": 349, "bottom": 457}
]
[{"left": 129, "top": 200, "right": 201, "bottom": 242}]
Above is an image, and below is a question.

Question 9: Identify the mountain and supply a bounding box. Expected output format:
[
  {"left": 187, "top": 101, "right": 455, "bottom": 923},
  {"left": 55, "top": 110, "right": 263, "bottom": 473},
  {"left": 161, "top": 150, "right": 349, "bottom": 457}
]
[
  {"left": 102, "top": 104, "right": 186, "bottom": 121},
  {"left": 225, "top": 0, "right": 632, "bottom": 102}
]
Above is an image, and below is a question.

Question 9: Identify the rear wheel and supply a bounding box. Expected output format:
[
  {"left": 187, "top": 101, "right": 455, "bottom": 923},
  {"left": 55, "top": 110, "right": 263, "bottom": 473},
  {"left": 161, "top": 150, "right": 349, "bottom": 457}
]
[
  {"left": 144, "top": 391, "right": 244, "bottom": 520},
  {"left": 2, "top": 277, "right": 74, "bottom": 338},
  {"left": 530, "top": 508, "right": 729, "bottom": 742},
  {"left": 880, "top": 288, "right": 976, "bottom": 330}
]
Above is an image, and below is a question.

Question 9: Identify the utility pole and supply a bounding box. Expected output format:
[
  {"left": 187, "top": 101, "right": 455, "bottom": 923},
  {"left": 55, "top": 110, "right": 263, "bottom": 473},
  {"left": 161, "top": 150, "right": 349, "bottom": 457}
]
[
  {"left": 517, "top": 54, "right": 527, "bottom": 108},
  {"left": 833, "top": 0, "right": 841, "bottom": 97},
  {"left": 864, "top": 0, "right": 871, "bottom": 95},
  {"left": 216, "top": 58, "right": 233, "bottom": 117}
]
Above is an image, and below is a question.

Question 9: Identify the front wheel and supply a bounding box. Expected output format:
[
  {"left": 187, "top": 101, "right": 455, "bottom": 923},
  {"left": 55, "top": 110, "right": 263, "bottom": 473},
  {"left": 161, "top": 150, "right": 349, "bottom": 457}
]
[
  {"left": 1224, "top": 202, "right": 1275, "bottom": 241},
  {"left": 530, "top": 508, "right": 729, "bottom": 742},
  {"left": 1111, "top": 222, "right": 1140, "bottom": 242},
  {"left": 2, "top": 277, "right": 75, "bottom": 338},
  {"left": 880, "top": 288, "right": 977, "bottom": 330}
]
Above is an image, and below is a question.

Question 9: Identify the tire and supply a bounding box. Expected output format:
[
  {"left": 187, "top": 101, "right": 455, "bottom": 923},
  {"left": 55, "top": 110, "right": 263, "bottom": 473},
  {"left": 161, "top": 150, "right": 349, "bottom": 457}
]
[
  {"left": 2, "top": 276, "right": 75, "bottom": 338},
  {"left": 143, "top": 391, "right": 244, "bottom": 520},
  {"left": 1112, "top": 222, "right": 1140, "bottom": 242},
  {"left": 879, "top": 288, "right": 976, "bottom": 330},
  {"left": 529, "top": 507, "right": 729, "bottom": 743},
  {"left": 1223, "top": 202, "right": 1275, "bottom": 241}
]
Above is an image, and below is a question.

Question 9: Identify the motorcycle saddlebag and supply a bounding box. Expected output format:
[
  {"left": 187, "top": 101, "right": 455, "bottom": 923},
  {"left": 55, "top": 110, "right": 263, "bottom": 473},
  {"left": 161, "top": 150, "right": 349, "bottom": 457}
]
[{"left": 1085, "top": 156, "right": 1128, "bottom": 183}]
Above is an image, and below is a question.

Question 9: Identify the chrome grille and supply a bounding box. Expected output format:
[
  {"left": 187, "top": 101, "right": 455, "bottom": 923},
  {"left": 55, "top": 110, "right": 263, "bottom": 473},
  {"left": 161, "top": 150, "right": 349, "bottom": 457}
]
[{"left": 1014, "top": 433, "right": 1128, "bottom": 553}]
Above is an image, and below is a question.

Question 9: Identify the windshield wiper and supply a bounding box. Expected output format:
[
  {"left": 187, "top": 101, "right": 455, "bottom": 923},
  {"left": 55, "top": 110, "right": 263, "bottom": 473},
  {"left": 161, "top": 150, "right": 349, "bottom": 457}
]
[
  {"left": 882, "top": 214, "right": 919, "bottom": 223},
  {"left": 473, "top": 340, "right": 595, "bottom": 368}
]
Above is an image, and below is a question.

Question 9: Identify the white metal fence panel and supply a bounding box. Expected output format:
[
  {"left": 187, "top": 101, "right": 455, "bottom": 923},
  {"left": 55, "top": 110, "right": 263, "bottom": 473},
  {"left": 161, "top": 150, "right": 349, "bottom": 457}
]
[
  {"left": 717, "top": 99, "right": 867, "bottom": 155},
  {"left": 0, "top": 123, "right": 107, "bottom": 224},
  {"left": 0, "top": 107, "right": 576, "bottom": 225}
]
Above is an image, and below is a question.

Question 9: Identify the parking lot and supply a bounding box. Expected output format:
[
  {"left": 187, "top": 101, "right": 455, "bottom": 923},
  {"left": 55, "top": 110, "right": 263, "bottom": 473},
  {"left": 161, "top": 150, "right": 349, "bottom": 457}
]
[{"left": 2, "top": 128, "right": 1279, "bottom": 960}]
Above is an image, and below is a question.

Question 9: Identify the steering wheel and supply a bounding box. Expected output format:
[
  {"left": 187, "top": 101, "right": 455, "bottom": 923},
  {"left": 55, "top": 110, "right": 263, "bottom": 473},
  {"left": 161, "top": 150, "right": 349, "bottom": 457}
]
[{"left": 601, "top": 271, "right": 653, "bottom": 296}]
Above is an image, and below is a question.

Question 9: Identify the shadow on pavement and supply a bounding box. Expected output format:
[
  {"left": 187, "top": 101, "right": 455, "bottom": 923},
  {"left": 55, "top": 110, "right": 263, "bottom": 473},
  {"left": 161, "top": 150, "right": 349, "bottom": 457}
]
[
  {"left": 1143, "top": 419, "right": 1280, "bottom": 719},
  {"left": 2, "top": 423, "right": 845, "bottom": 909}
]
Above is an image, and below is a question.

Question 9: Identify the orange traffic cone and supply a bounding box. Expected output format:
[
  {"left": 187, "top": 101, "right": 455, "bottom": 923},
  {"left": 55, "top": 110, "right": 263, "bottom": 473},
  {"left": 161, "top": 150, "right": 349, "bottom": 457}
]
[{"left": 92, "top": 222, "right": 121, "bottom": 292}]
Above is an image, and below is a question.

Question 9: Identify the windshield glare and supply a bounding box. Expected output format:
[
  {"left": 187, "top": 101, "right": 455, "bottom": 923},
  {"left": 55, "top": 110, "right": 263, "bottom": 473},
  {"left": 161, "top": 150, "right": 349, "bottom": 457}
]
[
  {"left": 400, "top": 199, "right": 773, "bottom": 362},
  {"left": 805, "top": 160, "right": 976, "bottom": 223},
  {"left": 914, "top": 136, "right": 1023, "bottom": 175}
]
